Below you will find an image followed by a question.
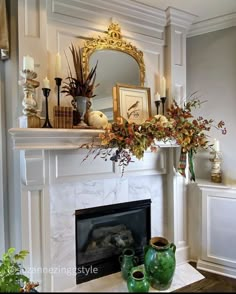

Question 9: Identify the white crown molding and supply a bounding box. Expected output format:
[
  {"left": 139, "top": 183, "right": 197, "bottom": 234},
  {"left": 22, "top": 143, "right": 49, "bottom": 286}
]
[
  {"left": 166, "top": 7, "right": 197, "bottom": 30},
  {"left": 48, "top": 0, "right": 166, "bottom": 40},
  {"left": 188, "top": 12, "right": 236, "bottom": 38}
]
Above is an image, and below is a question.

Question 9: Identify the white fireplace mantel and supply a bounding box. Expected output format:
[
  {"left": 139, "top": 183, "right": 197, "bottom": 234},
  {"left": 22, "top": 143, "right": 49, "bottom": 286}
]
[
  {"left": 8, "top": 128, "right": 178, "bottom": 150},
  {"left": 8, "top": 127, "right": 182, "bottom": 292}
]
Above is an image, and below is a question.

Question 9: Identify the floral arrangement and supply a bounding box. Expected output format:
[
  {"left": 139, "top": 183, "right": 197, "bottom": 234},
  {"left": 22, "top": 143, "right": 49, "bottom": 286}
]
[
  {"left": 82, "top": 97, "right": 226, "bottom": 180},
  {"left": 61, "top": 44, "right": 99, "bottom": 99}
]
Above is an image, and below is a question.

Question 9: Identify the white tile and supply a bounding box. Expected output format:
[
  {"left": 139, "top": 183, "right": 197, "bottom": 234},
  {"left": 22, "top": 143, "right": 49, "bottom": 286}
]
[{"left": 63, "top": 263, "right": 204, "bottom": 292}]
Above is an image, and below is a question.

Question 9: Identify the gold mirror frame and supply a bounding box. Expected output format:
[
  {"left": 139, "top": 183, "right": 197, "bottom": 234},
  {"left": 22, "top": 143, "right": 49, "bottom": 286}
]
[{"left": 82, "top": 23, "right": 145, "bottom": 86}]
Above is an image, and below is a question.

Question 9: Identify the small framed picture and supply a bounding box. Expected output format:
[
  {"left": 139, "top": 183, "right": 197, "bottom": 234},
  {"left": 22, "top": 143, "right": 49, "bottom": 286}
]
[{"left": 113, "top": 84, "right": 151, "bottom": 124}]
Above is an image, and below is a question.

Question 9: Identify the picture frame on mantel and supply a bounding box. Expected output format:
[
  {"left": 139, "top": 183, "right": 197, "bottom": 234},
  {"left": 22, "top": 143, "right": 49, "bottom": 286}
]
[{"left": 113, "top": 84, "right": 151, "bottom": 124}]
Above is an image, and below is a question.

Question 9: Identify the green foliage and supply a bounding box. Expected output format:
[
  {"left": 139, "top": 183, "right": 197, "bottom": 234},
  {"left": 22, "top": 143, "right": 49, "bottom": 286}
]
[
  {"left": 0, "top": 248, "right": 29, "bottom": 292},
  {"left": 81, "top": 97, "right": 227, "bottom": 179}
]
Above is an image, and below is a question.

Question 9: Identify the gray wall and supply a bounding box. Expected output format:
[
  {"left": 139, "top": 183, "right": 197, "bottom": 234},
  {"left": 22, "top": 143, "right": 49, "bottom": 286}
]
[{"left": 187, "top": 27, "right": 236, "bottom": 185}]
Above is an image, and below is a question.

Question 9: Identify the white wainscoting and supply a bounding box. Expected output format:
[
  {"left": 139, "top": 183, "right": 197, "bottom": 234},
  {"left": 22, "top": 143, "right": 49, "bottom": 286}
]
[{"left": 188, "top": 180, "right": 236, "bottom": 278}]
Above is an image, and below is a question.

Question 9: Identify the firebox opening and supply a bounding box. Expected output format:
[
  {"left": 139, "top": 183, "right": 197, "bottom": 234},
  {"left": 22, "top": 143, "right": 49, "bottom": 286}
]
[{"left": 75, "top": 199, "right": 151, "bottom": 284}]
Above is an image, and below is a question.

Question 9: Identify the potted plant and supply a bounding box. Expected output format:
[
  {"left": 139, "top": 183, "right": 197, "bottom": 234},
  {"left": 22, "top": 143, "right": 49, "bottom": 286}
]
[
  {"left": 61, "top": 44, "right": 99, "bottom": 125},
  {"left": 0, "top": 247, "right": 39, "bottom": 292}
]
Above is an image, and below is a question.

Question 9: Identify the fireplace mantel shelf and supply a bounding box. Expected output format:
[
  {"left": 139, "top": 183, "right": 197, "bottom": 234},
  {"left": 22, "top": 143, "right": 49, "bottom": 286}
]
[{"left": 8, "top": 128, "right": 178, "bottom": 150}]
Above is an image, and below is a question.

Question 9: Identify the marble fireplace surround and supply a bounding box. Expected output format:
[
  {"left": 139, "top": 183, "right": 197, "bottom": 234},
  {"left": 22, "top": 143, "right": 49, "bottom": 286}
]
[{"left": 9, "top": 128, "right": 200, "bottom": 292}]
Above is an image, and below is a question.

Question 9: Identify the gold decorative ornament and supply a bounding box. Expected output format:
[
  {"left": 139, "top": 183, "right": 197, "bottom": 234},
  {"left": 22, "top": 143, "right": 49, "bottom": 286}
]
[{"left": 82, "top": 23, "right": 145, "bottom": 86}]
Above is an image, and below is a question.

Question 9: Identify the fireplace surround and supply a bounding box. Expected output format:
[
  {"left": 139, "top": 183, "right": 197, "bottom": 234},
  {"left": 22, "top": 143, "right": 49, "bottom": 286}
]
[{"left": 75, "top": 199, "right": 151, "bottom": 283}]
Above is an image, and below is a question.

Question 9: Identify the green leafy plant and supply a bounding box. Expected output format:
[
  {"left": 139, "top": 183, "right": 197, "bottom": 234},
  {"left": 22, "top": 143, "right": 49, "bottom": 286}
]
[{"left": 0, "top": 248, "right": 38, "bottom": 293}]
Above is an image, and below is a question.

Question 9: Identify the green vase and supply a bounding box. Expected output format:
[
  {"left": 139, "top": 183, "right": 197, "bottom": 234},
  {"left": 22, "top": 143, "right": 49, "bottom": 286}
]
[
  {"left": 127, "top": 266, "right": 150, "bottom": 293},
  {"left": 144, "top": 236, "right": 176, "bottom": 290},
  {"left": 119, "top": 248, "right": 138, "bottom": 280}
]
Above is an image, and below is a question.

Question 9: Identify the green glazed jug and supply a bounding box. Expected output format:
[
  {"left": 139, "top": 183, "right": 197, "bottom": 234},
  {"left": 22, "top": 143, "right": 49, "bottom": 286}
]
[
  {"left": 144, "top": 236, "right": 176, "bottom": 290},
  {"left": 119, "top": 248, "right": 138, "bottom": 280},
  {"left": 127, "top": 266, "right": 150, "bottom": 293}
]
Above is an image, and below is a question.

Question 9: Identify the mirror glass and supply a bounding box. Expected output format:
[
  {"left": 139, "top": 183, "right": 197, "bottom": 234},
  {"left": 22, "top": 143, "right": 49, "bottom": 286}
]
[{"left": 90, "top": 50, "right": 141, "bottom": 121}]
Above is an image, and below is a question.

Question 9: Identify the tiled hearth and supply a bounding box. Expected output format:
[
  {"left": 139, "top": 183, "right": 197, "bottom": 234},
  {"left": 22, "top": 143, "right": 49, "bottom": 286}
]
[{"left": 65, "top": 263, "right": 204, "bottom": 292}]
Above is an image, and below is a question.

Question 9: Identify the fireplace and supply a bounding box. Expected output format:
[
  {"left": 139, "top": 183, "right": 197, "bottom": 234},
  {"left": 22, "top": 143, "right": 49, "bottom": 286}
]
[{"left": 75, "top": 199, "right": 151, "bottom": 284}]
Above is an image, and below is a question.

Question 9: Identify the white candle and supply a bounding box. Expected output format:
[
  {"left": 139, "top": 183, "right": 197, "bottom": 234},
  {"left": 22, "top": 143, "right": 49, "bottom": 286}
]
[
  {"left": 213, "top": 138, "right": 220, "bottom": 152},
  {"left": 55, "top": 52, "right": 61, "bottom": 77},
  {"left": 23, "top": 55, "right": 34, "bottom": 71},
  {"left": 160, "top": 76, "right": 166, "bottom": 97},
  {"left": 154, "top": 92, "right": 161, "bottom": 101},
  {"left": 43, "top": 76, "right": 50, "bottom": 89}
]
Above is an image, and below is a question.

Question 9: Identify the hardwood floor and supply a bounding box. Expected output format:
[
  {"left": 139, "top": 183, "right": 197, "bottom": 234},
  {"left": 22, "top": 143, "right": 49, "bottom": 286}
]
[{"left": 174, "top": 263, "right": 236, "bottom": 292}]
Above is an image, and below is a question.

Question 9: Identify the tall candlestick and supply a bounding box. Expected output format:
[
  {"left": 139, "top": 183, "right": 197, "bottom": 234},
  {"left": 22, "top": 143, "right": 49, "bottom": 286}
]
[
  {"left": 23, "top": 55, "right": 34, "bottom": 71},
  {"left": 155, "top": 100, "right": 161, "bottom": 114},
  {"left": 55, "top": 52, "right": 62, "bottom": 77},
  {"left": 42, "top": 88, "right": 52, "bottom": 128},
  {"left": 161, "top": 97, "right": 166, "bottom": 115},
  {"left": 55, "top": 77, "right": 62, "bottom": 106},
  {"left": 160, "top": 76, "right": 166, "bottom": 97},
  {"left": 43, "top": 76, "right": 50, "bottom": 89},
  {"left": 18, "top": 69, "right": 40, "bottom": 128}
]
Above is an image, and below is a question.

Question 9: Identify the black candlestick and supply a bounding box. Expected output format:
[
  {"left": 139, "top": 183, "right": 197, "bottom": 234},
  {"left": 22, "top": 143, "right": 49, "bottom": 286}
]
[
  {"left": 161, "top": 97, "right": 167, "bottom": 115},
  {"left": 55, "top": 77, "right": 62, "bottom": 106},
  {"left": 42, "top": 88, "right": 52, "bottom": 128},
  {"left": 155, "top": 100, "right": 161, "bottom": 115}
]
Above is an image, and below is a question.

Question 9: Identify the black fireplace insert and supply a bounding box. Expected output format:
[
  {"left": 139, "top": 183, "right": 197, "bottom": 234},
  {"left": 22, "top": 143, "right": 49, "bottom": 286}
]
[{"left": 75, "top": 199, "right": 151, "bottom": 284}]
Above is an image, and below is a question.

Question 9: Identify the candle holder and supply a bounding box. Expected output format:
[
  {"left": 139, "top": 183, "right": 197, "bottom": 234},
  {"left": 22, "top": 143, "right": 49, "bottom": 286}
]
[
  {"left": 55, "top": 77, "right": 62, "bottom": 106},
  {"left": 209, "top": 151, "right": 222, "bottom": 183},
  {"left": 161, "top": 97, "right": 167, "bottom": 115},
  {"left": 155, "top": 100, "right": 161, "bottom": 115},
  {"left": 18, "top": 69, "right": 41, "bottom": 128},
  {"left": 42, "top": 88, "right": 52, "bottom": 128}
]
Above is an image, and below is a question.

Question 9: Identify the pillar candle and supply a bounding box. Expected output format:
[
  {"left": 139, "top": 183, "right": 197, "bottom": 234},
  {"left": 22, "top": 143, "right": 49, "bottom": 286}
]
[
  {"left": 55, "top": 52, "right": 61, "bottom": 77},
  {"left": 160, "top": 76, "right": 166, "bottom": 97},
  {"left": 154, "top": 92, "right": 161, "bottom": 101},
  {"left": 23, "top": 55, "right": 34, "bottom": 71},
  {"left": 43, "top": 76, "right": 50, "bottom": 89},
  {"left": 213, "top": 138, "right": 220, "bottom": 152}
]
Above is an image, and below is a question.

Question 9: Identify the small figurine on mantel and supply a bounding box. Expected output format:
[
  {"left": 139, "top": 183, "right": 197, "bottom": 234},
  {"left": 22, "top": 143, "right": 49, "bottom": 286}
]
[{"left": 209, "top": 138, "right": 223, "bottom": 183}]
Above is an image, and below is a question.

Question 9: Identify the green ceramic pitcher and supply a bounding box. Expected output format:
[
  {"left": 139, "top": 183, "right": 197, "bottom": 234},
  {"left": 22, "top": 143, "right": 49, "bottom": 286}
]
[
  {"left": 119, "top": 248, "right": 138, "bottom": 280},
  {"left": 127, "top": 265, "right": 150, "bottom": 292},
  {"left": 144, "top": 236, "right": 176, "bottom": 290}
]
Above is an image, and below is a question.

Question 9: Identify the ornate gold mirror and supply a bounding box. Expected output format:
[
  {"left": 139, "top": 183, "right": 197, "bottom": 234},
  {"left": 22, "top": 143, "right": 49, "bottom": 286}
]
[{"left": 82, "top": 23, "right": 145, "bottom": 120}]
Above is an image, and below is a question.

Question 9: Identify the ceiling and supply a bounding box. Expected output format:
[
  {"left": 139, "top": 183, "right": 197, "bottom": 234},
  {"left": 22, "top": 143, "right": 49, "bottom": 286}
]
[{"left": 133, "top": 0, "right": 236, "bottom": 23}]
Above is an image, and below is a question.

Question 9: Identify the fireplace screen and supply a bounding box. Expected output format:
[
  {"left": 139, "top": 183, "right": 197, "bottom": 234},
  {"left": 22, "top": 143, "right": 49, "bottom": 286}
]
[{"left": 75, "top": 199, "right": 151, "bottom": 284}]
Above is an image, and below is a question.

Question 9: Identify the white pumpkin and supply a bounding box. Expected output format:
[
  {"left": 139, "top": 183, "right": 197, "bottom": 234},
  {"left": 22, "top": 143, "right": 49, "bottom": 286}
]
[
  {"left": 88, "top": 111, "right": 109, "bottom": 129},
  {"left": 154, "top": 114, "right": 168, "bottom": 126}
]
